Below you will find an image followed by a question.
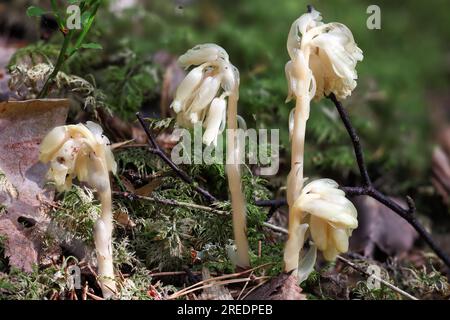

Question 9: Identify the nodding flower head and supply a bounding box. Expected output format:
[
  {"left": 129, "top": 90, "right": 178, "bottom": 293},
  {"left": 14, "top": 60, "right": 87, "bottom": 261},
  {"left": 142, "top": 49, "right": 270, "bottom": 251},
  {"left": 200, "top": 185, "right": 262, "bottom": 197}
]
[
  {"left": 39, "top": 121, "right": 116, "bottom": 192},
  {"left": 293, "top": 178, "right": 358, "bottom": 261},
  {"left": 285, "top": 8, "right": 363, "bottom": 102},
  {"left": 171, "top": 44, "right": 240, "bottom": 146}
]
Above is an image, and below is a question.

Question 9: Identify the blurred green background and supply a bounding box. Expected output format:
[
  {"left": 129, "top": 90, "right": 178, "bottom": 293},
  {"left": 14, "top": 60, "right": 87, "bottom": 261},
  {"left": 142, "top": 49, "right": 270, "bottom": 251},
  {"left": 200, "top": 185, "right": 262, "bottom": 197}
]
[
  {"left": 94, "top": 0, "right": 450, "bottom": 197},
  {"left": 4, "top": 0, "right": 450, "bottom": 217}
]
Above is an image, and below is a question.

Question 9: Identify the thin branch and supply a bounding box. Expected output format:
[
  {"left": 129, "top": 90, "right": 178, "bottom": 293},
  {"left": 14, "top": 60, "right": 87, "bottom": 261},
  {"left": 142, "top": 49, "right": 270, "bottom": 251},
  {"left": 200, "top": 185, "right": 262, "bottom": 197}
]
[
  {"left": 330, "top": 94, "right": 371, "bottom": 186},
  {"left": 113, "top": 191, "right": 227, "bottom": 215},
  {"left": 263, "top": 222, "right": 289, "bottom": 234},
  {"left": 254, "top": 199, "right": 287, "bottom": 208},
  {"left": 136, "top": 112, "right": 218, "bottom": 203},
  {"left": 149, "top": 271, "right": 212, "bottom": 277},
  {"left": 167, "top": 263, "right": 272, "bottom": 300},
  {"left": 328, "top": 93, "right": 450, "bottom": 269},
  {"left": 336, "top": 255, "right": 418, "bottom": 300}
]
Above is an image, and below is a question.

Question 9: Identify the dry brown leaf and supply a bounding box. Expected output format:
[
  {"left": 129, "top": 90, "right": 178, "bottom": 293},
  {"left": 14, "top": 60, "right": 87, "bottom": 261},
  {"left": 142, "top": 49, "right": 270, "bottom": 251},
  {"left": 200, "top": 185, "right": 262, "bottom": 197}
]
[
  {"left": 134, "top": 178, "right": 163, "bottom": 196},
  {"left": 0, "top": 218, "right": 37, "bottom": 271},
  {"left": 114, "top": 210, "right": 136, "bottom": 229},
  {"left": 244, "top": 272, "right": 306, "bottom": 300},
  {"left": 350, "top": 195, "right": 419, "bottom": 259},
  {"left": 0, "top": 99, "right": 69, "bottom": 271}
]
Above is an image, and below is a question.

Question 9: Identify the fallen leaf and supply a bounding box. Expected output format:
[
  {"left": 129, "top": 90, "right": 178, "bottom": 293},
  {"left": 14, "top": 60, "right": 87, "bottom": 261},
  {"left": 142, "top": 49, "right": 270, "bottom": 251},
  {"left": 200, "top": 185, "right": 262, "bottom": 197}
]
[
  {"left": 0, "top": 99, "right": 69, "bottom": 271},
  {"left": 0, "top": 218, "right": 37, "bottom": 272},
  {"left": 114, "top": 210, "right": 136, "bottom": 229},
  {"left": 350, "top": 195, "right": 419, "bottom": 259},
  {"left": 134, "top": 178, "right": 163, "bottom": 196}
]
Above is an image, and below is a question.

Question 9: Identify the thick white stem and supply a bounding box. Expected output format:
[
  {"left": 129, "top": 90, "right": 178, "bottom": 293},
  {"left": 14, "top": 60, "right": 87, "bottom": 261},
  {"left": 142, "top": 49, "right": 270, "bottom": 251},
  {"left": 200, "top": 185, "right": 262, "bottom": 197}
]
[
  {"left": 284, "top": 51, "right": 311, "bottom": 274},
  {"left": 226, "top": 90, "right": 250, "bottom": 268},
  {"left": 94, "top": 187, "right": 116, "bottom": 299}
]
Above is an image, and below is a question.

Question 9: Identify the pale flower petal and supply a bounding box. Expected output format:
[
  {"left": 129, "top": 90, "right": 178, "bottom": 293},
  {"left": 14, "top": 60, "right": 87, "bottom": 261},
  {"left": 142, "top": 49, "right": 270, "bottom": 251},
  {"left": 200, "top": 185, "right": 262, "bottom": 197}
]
[
  {"left": 173, "top": 44, "right": 240, "bottom": 147},
  {"left": 332, "top": 227, "right": 349, "bottom": 253},
  {"left": 309, "top": 215, "right": 328, "bottom": 251},
  {"left": 294, "top": 178, "right": 358, "bottom": 261},
  {"left": 170, "top": 65, "right": 205, "bottom": 113},
  {"left": 221, "top": 65, "right": 238, "bottom": 93},
  {"left": 203, "top": 97, "right": 226, "bottom": 146},
  {"left": 188, "top": 76, "right": 221, "bottom": 114},
  {"left": 178, "top": 43, "right": 229, "bottom": 68},
  {"left": 39, "top": 126, "right": 68, "bottom": 163}
]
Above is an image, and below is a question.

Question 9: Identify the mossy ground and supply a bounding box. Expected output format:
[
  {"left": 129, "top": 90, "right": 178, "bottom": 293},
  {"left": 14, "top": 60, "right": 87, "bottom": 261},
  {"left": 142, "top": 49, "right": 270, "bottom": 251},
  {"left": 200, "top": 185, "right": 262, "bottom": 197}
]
[{"left": 1, "top": 0, "right": 450, "bottom": 300}]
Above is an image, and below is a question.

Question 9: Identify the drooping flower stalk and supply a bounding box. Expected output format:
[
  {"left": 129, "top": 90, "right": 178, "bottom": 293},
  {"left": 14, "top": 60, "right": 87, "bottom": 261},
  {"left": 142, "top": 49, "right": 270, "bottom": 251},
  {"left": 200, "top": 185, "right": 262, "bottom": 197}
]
[
  {"left": 283, "top": 8, "right": 363, "bottom": 274},
  {"left": 284, "top": 50, "right": 312, "bottom": 273},
  {"left": 226, "top": 85, "right": 250, "bottom": 268},
  {"left": 39, "top": 122, "right": 117, "bottom": 298},
  {"left": 172, "top": 44, "right": 250, "bottom": 268}
]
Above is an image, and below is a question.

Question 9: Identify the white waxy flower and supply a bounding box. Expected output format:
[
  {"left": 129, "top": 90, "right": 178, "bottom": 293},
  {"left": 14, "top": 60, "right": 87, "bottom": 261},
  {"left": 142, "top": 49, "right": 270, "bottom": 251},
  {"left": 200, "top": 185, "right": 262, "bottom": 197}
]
[
  {"left": 173, "top": 44, "right": 239, "bottom": 146},
  {"left": 40, "top": 121, "right": 117, "bottom": 298},
  {"left": 39, "top": 121, "right": 117, "bottom": 192},
  {"left": 286, "top": 8, "right": 363, "bottom": 101},
  {"left": 174, "top": 43, "right": 250, "bottom": 267},
  {"left": 292, "top": 178, "right": 358, "bottom": 261}
]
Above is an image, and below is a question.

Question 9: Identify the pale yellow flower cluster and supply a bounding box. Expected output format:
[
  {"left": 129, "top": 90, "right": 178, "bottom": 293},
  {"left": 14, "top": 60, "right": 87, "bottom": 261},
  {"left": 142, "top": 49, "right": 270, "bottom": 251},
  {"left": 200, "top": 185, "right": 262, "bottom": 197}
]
[
  {"left": 39, "top": 121, "right": 116, "bottom": 192},
  {"left": 285, "top": 8, "right": 363, "bottom": 102},
  {"left": 293, "top": 179, "right": 358, "bottom": 261},
  {"left": 171, "top": 44, "right": 240, "bottom": 146}
]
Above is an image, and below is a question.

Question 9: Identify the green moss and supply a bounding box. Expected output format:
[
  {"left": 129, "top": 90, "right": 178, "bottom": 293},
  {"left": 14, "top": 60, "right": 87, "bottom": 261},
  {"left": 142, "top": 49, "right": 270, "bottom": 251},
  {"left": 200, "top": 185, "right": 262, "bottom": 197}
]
[{"left": 48, "top": 185, "right": 101, "bottom": 244}]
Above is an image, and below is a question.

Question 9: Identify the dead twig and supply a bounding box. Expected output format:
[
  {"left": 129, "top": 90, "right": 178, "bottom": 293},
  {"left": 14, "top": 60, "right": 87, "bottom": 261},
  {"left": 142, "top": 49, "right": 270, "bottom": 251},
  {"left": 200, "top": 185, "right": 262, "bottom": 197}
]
[
  {"left": 168, "top": 263, "right": 273, "bottom": 300},
  {"left": 86, "top": 291, "right": 104, "bottom": 301},
  {"left": 169, "top": 276, "right": 270, "bottom": 300},
  {"left": 113, "top": 191, "right": 228, "bottom": 215},
  {"left": 237, "top": 271, "right": 254, "bottom": 300},
  {"left": 240, "top": 279, "right": 270, "bottom": 300},
  {"left": 328, "top": 93, "right": 450, "bottom": 269},
  {"left": 136, "top": 112, "right": 218, "bottom": 203},
  {"left": 149, "top": 270, "right": 215, "bottom": 277},
  {"left": 336, "top": 255, "right": 418, "bottom": 300}
]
